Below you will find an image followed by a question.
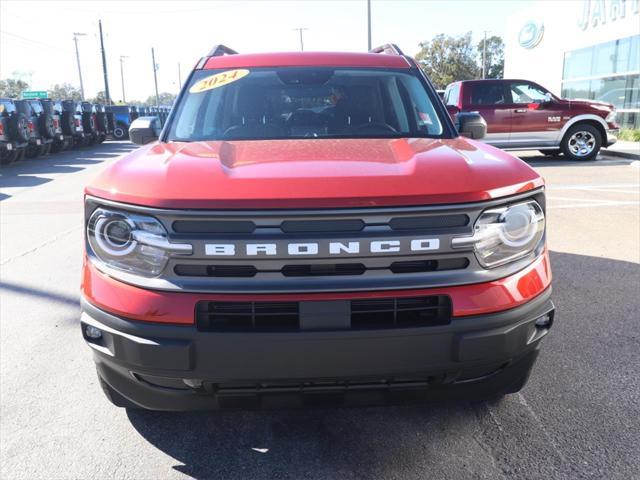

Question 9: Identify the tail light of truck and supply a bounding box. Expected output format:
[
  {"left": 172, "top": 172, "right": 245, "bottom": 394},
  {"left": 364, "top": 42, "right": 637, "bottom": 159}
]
[
  {"left": 75, "top": 118, "right": 81, "bottom": 127},
  {"left": 28, "top": 121, "right": 34, "bottom": 132},
  {"left": 0, "top": 123, "right": 4, "bottom": 136},
  {"left": 53, "top": 119, "right": 59, "bottom": 129}
]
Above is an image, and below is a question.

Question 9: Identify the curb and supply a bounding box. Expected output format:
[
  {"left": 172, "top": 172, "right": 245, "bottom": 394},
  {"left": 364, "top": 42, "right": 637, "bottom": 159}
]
[{"left": 601, "top": 148, "right": 640, "bottom": 160}]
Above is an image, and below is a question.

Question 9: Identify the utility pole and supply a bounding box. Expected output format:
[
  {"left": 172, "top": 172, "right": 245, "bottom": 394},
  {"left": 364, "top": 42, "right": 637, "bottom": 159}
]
[
  {"left": 151, "top": 48, "right": 160, "bottom": 107},
  {"left": 72, "top": 32, "right": 86, "bottom": 100},
  {"left": 293, "top": 28, "right": 308, "bottom": 51},
  {"left": 119, "top": 55, "right": 128, "bottom": 103},
  {"left": 482, "top": 30, "right": 488, "bottom": 79},
  {"left": 98, "top": 20, "right": 111, "bottom": 104},
  {"left": 367, "top": 0, "right": 372, "bottom": 51},
  {"left": 178, "top": 62, "right": 182, "bottom": 90}
]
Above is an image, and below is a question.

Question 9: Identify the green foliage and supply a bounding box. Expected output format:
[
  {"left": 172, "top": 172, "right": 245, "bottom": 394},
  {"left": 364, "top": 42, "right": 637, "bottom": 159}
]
[
  {"left": 415, "top": 32, "right": 478, "bottom": 89},
  {"left": 87, "top": 91, "right": 107, "bottom": 104},
  {"left": 477, "top": 35, "right": 504, "bottom": 79},
  {"left": 0, "top": 78, "right": 30, "bottom": 98},
  {"left": 49, "top": 83, "right": 83, "bottom": 101},
  {"left": 143, "top": 92, "right": 177, "bottom": 106},
  {"left": 414, "top": 32, "right": 505, "bottom": 89},
  {"left": 617, "top": 129, "right": 640, "bottom": 142}
]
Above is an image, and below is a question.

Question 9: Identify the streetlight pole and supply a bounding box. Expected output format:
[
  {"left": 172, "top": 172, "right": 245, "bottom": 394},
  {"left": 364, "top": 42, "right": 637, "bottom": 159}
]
[
  {"left": 367, "top": 0, "right": 372, "bottom": 51},
  {"left": 482, "top": 30, "right": 488, "bottom": 79},
  {"left": 98, "top": 20, "right": 111, "bottom": 105},
  {"left": 72, "top": 33, "right": 86, "bottom": 101},
  {"left": 293, "top": 28, "right": 308, "bottom": 51},
  {"left": 151, "top": 47, "right": 160, "bottom": 107},
  {"left": 119, "top": 55, "right": 128, "bottom": 103}
]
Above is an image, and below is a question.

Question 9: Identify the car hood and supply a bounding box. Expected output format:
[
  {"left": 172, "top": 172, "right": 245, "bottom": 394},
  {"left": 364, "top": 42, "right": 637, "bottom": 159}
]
[
  {"left": 561, "top": 98, "right": 614, "bottom": 111},
  {"left": 86, "top": 138, "right": 543, "bottom": 209}
]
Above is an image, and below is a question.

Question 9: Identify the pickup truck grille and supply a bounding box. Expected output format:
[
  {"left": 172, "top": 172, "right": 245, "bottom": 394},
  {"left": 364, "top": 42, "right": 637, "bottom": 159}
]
[
  {"left": 87, "top": 190, "right": 543, "bottom": 293},
  {"left": 196, "top": 295, "right": 451, "bottom": 332}
]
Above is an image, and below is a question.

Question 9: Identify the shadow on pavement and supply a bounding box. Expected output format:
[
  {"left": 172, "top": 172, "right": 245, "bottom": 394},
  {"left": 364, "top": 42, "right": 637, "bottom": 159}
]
[
  {"left": 0, "top": 141, "right": 137, "bottom": 197},
  {"left": 0, "top": 279, "right": 80, "bottom": 309},
  {"left": 125, "top": 251, "right": 640, "bottom": 480},
  {"left": 516, "top": 152, "right": 634, "bottom": 168}
]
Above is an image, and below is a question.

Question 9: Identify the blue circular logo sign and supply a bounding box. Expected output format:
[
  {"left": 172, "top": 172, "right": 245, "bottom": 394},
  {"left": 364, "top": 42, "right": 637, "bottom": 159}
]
[{"left": 518, "top": 21, "right": 544, "bottom": 49}]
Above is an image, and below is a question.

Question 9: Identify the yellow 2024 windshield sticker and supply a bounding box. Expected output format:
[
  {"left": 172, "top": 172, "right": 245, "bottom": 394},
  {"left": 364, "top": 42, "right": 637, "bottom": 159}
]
[{"left": 189, "top": 69, "right": 249, "bottom": 93}]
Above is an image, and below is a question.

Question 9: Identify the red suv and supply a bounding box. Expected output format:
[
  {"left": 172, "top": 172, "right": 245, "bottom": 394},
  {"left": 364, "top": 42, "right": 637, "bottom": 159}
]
[
  {"left": 81, "top": 45, "right": 553, "bottom": 410},
  {"left": 444, "top": 79, "right": 619, "bottom": 161}
]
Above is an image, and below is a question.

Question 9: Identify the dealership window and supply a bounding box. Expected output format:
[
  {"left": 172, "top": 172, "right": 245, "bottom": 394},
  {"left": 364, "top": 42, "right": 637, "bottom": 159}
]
[{"left": 562, "top": 35, "right": 640, "bottom": 128}]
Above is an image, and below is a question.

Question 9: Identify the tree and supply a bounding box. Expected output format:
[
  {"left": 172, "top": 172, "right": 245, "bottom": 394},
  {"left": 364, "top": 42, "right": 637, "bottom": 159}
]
[
  {"left": 49, "top": 83, "right": 83, "bottom": 101},
  {"left": 415, "top": 32, "right": 478, "bottom": 89},
  {"left": 144, "top": 92, "right": 177, "bottom": 106},
  {"left": 478, "top": 35, "right": 505, "bottom": 79},
  {"left": 87, "top": 91, "right": 107, "bottom": 104},
  {"left": 0, "top": 78, "right": 30, "bottom": 98}
]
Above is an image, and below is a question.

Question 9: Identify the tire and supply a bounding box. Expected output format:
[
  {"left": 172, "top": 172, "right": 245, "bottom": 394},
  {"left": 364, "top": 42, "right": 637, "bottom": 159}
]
[
  {"left": 539, "top": 149, "right": 561, "bottom": 157},
  {"left": 561, "top": 124, "right": 602, "bottom": 161},
  {"left": 50, "top": 141, "right": 63, "bottom": 153},
  {"left": 0, "top": 148, "right": 17, "bottom": 165},
  {"left": 98, "top": 376, "right": 141, "bottom": 409},
  {"left": 25, "top": 145, "right": 40, "bottom": 158},
  {"left": 8, "top": 112, "right": 30, "bottom": 143},
  {"left": 39, "top": 114, "right": 56, "bottom": 140},
  {"left": 61, "top": 111, "right": 76, "bottom": 136},
  {"left": 112, "top": 125, "right": 128, "bottom": 140}
]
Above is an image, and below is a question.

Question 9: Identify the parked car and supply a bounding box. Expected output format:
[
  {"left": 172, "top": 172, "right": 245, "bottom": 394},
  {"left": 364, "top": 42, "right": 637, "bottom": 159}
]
[
  {"left": 443, "top": 79, "right": 619, "bottom": 161},
  {"left": 93, "top": 103, "right": 111, "bottom": 143},
  {"left": 14, "top": 99, "right": 54, "bottom": 157},
  {"left": 109, "top": 105, "right": 133, "bottom": 140},
  {"left": 0, "top": 98, "right": 29, "bottom": 165},
  {"left": 61, "top": 100, "right": 86, "bottom": 147},
  {"left": 79, "top": 102, "right": 99, "bottom": 145},
  {"left": 81, "top": 44, "right": 553, "bottom": 410},
  {"left": 40, "top": 99, "right": 71, "bottom": 153}
]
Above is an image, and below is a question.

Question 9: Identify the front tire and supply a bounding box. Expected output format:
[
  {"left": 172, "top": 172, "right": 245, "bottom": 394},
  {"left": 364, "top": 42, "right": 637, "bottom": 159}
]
[{"left": 561, "top": 124, "right": 601, "bottom": 161}]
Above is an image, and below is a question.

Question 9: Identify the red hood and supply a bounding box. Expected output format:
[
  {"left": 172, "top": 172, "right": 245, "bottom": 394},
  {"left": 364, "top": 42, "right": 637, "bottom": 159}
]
[
  {"left": 559, "top": 97, "right": 614, "bottom": 111},
  {"left": 86, "top": 138, "right": 543, "bottom": 209}
]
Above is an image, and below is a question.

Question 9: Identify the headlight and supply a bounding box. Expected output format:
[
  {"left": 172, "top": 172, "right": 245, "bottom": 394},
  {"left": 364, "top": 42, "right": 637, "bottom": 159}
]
[
  {"left": 87, "top": 207, "right": 192, "bottom": 277},
  {"left": 606, "top": 110, "right": 617, "bottom": 123},
  {"left": 452, "top": 200, "right": 545, "bottom": 268}
]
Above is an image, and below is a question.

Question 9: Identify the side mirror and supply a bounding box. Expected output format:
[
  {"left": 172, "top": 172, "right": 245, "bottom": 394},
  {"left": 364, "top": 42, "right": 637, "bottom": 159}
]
[
  {"left": 129, "top": 116, "right": 161, "bottom": 145},
  {"left": 457, "top": 112, "right": 487, "bottom": 140},
  {"left": 543, "top": 92, "right": 553, "bottom": 103}
]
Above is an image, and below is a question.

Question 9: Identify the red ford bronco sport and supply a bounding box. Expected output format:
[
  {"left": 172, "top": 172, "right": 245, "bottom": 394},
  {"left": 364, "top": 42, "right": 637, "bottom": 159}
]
[
  {"left": 81, "top": 44, "right": 554, "bottom": 410},
  {"left": 444, "top": 79, "right": 619, "bottom": 161}
]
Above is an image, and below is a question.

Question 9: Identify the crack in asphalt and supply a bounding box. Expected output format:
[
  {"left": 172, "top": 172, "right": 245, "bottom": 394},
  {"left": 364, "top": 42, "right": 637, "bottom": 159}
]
[{"left": 0, "top": 224, "right": 81, "bottom": 266}]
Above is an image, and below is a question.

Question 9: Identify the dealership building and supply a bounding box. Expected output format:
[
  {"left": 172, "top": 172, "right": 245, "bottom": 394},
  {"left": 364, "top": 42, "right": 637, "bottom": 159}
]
[{"left": 504, "top": 0, "right": 639, "bottom": 128}]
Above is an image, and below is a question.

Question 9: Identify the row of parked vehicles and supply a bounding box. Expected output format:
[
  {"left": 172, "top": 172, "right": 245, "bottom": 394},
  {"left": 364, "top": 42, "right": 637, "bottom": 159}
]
[{"left": 0, "top": 99, "right": 171, "bottom": 165}]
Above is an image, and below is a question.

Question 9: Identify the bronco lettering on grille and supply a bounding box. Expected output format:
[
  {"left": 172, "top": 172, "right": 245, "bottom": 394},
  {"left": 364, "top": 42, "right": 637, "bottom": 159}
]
[{"left": 204, "top": 239, "right": 440, "bottom": 257}]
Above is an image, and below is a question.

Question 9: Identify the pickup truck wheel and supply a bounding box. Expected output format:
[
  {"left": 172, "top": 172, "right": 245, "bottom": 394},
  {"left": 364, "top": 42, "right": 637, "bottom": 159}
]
[
  {"left": 539, "top": 149, "right": 561, "bottom": 157},
  {"left": 112, "top": 125, "right": 128, "bottom": 140},
  {"left": 25, "top": 145, "right": 40, "bottom": 158},
  {"left": 0, "top": 148, "right": 17, "bottom": 165},
  {"left": 98, "top": 376, "right": 141, "bottom": 409},
  {"left": 561, "top": 124, "right": 601, "bottom": 161}
]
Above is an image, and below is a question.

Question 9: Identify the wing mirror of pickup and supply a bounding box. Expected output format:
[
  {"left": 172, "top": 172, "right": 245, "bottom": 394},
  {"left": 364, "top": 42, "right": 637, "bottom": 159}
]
[
  {"left": 457, "top": 112, "right": 487, "bottom": 140},
  {"left": 446, "top": 105, "right": 460, "bottom": 121},
  {"left": 129, "top": 116, "right": 161, "bottom": 145}
]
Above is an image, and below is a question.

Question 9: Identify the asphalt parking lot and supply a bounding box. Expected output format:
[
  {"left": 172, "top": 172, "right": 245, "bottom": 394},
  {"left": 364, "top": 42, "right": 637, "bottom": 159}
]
[{"left": 1, "top": 142, "right": 639, "bottom": 479}]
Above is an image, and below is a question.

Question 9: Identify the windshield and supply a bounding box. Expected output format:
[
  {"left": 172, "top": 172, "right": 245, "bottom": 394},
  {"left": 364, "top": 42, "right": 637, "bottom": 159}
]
[{"left": 167, "top": 67, "right": 444, "bottom": 141}]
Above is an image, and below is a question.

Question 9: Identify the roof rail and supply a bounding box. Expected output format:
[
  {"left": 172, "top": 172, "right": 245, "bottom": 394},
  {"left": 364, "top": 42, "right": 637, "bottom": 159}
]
[
  {"left": 207, "top": 44, "right": 239, "bottom": 56},
  {"left": 369, "top": 43, "right": 405, "bottom": 56}
]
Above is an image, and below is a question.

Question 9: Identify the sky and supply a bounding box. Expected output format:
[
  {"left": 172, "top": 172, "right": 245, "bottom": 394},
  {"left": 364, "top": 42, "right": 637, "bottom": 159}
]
[{"left": 1, "top": 0, "right": 532, "bottom": 102}]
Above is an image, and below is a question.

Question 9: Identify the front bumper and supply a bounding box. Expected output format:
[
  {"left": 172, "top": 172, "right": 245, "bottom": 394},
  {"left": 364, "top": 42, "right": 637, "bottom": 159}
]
[{"left": 82, "top": 288, "right": 554, "bottom": 410}]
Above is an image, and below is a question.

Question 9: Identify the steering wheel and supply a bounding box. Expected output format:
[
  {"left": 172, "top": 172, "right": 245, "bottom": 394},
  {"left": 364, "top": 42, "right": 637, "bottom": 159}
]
[{"left": 351, "top": 122, "right": 397, "bottom": 133}]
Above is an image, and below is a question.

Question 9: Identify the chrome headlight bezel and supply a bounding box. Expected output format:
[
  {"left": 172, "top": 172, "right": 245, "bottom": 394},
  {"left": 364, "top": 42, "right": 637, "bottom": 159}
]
[{"left": 453, "top": 199, "right": 545, "bottom": 269}]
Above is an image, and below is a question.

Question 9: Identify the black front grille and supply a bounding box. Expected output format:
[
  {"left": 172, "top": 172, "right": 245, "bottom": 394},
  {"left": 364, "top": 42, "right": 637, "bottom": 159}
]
[
  {"left": 196, "top": 295, "right": 451, "bottom": 332},
  {"left": 282, "top": 263, "right": 366, "bottom": 277}
]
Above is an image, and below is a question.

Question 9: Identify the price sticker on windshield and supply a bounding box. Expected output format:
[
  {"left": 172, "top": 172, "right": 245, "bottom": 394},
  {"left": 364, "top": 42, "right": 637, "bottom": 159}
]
[{"left": 189, "top": 69, "right": 250, "bottom": 93}]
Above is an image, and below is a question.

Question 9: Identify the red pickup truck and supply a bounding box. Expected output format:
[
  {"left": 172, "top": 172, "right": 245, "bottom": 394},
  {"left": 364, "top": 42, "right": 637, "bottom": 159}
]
[
  {"left": 81, "top": 45, "right": 553, "bottom": 410},
  {"left": 443, "top": 79, "right": 619, "bottom": 161}
]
